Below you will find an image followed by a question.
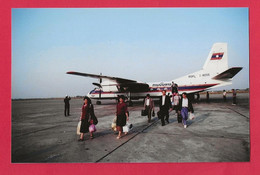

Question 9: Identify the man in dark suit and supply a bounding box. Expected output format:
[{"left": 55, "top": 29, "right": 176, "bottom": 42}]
[{"left": 159, "top": 90, "right": 172, "bottom": 126}]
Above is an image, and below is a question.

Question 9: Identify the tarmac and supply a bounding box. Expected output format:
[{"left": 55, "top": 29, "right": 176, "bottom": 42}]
[{"left": 11, "top": 92, "right": 249, "bottom": 163}]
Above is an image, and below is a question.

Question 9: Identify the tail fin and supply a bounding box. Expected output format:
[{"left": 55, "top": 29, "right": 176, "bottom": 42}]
[{"left": 203, "top": 43, "right": 228, "bottom": 75}]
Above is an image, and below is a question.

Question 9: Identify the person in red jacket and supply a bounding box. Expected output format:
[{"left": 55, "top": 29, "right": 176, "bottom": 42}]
[
  {"left": 115, "top": 95, "right": 129, "bottom": 139},
  {"left": 78, "top": 96, "right": 97, "bottom": 141}
]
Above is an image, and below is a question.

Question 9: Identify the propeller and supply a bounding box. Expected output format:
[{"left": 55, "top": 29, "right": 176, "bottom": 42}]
[{"left": 92, "top": 83, "right": 102, "bottom": 88}]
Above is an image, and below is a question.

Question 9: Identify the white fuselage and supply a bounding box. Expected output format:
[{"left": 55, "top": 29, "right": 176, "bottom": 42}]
[
  {"left": 87, "top": 69, "right": 232, "bottom": 100},
  {"left": 79, "top": 43, "right": 240, "bottom": 100}
]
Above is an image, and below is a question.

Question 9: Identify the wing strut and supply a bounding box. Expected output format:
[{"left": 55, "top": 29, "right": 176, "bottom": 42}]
[{"left": 96, "top": 73, "right": 102, "bottom": 105}]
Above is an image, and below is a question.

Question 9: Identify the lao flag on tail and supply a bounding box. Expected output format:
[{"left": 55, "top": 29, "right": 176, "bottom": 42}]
[{"left": 211, "top": 52, "right": 224, "bottom": 60}]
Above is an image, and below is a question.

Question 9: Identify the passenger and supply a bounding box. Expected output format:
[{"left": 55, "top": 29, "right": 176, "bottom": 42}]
[
  {"left": 159, "top": 90, "right": 172, "bottom": 126},
  {"left": 115, "top": 95, "right": 129, "bottom": 139},
  {"left": 206, "top": 91, "right": 209, "bottom": 103},
  {"left": 223, "top": 90, "right": 227, "bottom": 102},
  {"left": 178, "top": 92, "right": 194, "bottom": 128},
  {"left": 175, "top": 84, "right": 179, "bottom": 93},
  {"left": 171, "top": 82, "right": 178, "bottom": 95},
  {"left": 78, "top": 96, "right": 97, "bottom": 141},
  {"left": 173, "top": 93, "right": 182, "bottom": 123},
  {"left": 64, "top": 95, "right": 71, "bottom": 116},
  {"left": 172, "top": 93, "right": 180, "bottom": 110},
  {"left": 171, "top": 82, "right": 175, "bottom": 94},
  {"left": 232, "top": 89, "right": 237, "bottom": 105},
  {"left": 124, "top": 97, "right": 130, "bottom": 122},
  {"left": 144, "top": 94, "right": 154, "bottom": 123},
  {"left": 196, "top": 93, "right": 200, "bottom": 102}
]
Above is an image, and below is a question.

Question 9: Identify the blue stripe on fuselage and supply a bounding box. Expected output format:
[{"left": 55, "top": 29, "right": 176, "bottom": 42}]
[{"left": 90, "top": 84, "right": 217, "bottom": 94}]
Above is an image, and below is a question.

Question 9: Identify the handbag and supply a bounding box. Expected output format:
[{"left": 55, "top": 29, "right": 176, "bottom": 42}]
[
  {"left": 141, "top": 109, "right": 148, "bottom": 116},
  {"left": 111, "top": 117, "right": 117, "bottom": 131},
  {"left": 123, "top": 122, "right": 133, "bottom": 133},
  {"left": 77, "top": 121, "right": 81, "bottom": 135},
  {"left": 93, "top": 115, "right": 98, "bottom": 125},
  {"left": 89, "top": 124, "right": 96, "bottom": 132},
  {"left": 189, "top": 113, "right": 195, "bottom": 120}
]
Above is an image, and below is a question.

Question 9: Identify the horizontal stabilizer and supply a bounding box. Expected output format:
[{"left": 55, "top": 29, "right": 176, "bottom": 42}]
[{"left": 212, "top": 67, "right": 242, "bottom": 80}]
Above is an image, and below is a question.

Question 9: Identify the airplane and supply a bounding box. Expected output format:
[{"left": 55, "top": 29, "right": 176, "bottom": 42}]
[{"left": 67, "top": 43, "right": 242, "bottom": 105}]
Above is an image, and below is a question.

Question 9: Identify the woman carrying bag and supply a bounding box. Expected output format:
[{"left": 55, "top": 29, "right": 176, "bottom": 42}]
[
  {"left": 115, "top": 95, "right": 129, "bottom": 139},
  {"left": 78, "top": 96, "right": 98, "bottom": 141}
]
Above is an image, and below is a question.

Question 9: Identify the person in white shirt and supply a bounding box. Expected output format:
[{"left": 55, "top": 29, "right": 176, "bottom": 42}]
[
  {"left": 223, "top": 90, "right": 227, "bottom": 102},
  {"left": 144, "top": 94, "right": 154, "bottom": 123},
  {"left": 179, "top": 93, "right": 194, "bottom": 128}
]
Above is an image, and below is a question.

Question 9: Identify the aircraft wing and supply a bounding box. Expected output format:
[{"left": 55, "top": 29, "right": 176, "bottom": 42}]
[
  {"left": 67, "top": 71, "right": 149, "bottom": 92},
  {"left": 212, "top": 67, "right": 243, "bottom": 80}
]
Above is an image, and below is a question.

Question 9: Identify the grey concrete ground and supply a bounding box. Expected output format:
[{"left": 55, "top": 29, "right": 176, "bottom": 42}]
[{"left": 11, "top": 92, "right": 249, "bottom": 163}]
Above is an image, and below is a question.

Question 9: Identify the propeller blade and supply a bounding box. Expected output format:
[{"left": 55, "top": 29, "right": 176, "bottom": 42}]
[{"left": 92, "top": 83, "right": 102, "bottom": 88}]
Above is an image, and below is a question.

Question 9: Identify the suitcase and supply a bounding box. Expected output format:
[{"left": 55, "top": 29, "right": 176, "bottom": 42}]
[{"left": 177, "top": 114, "right": 182, "bottom": 123}]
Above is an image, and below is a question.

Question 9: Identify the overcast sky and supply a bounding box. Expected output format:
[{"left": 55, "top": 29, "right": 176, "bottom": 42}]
[{"left": 12, "top": 8, "right": 249, "bottom": 99}]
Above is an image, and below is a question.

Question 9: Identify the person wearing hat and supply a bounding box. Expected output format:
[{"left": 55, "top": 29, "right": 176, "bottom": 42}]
[
  {"left": 115, "top": 95, "right": 129, "bottom": 139},
  {"left": 64, "top": 95, "right": 71, "bottom": 116},
  {"left": 143, "top": 94, "right": 154, "bottom": 123},
  {"left": 78, "top": 96, "right": 97, "bottom": 141}
]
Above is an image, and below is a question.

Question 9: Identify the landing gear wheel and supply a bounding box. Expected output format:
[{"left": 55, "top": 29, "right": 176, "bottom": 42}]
[{"left": 96, "top": 101, "right": 101, "bottom": 105}]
